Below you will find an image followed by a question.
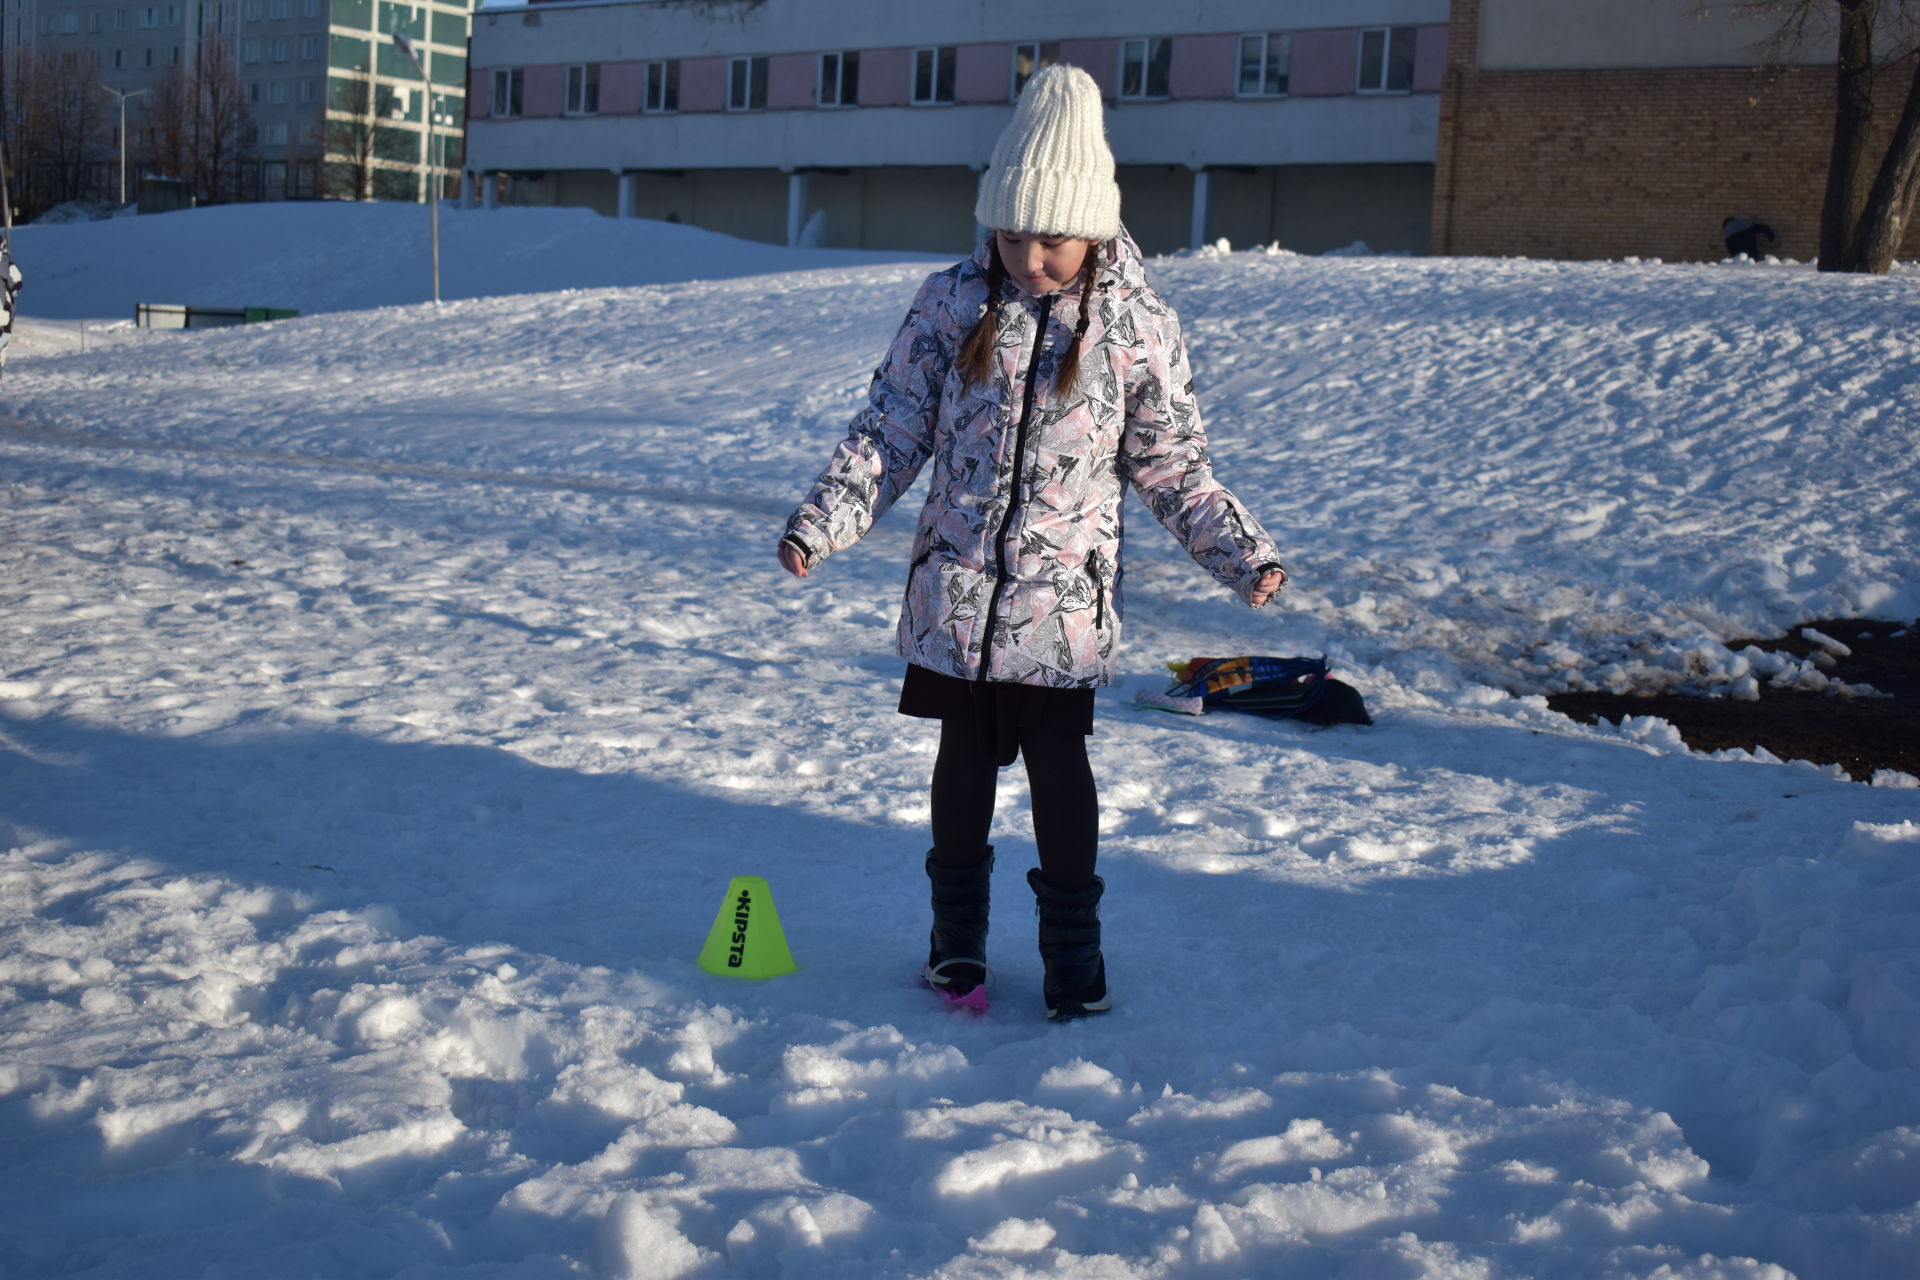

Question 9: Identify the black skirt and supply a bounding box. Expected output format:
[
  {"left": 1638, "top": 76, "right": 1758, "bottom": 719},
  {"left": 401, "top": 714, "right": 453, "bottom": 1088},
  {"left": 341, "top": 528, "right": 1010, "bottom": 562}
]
[{"left": 899, "top": 664, "right": 1096, "bottom": 766}]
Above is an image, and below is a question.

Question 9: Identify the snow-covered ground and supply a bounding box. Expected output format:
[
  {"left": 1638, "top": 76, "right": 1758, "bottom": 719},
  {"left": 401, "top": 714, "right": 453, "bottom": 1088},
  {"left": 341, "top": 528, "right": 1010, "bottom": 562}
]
[{"left": 1, "top": 204, "right": 1916, "bottom": 1279}]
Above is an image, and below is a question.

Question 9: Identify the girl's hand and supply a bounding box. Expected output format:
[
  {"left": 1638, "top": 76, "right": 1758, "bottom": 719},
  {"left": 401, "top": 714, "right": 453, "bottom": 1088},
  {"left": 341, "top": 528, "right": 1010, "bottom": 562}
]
[
  {"left": 1249, "top": 569, "right": 1285, "bottom": 609},
  {"left": 777, "top": 541, "right": 810, "bottom": 579}
]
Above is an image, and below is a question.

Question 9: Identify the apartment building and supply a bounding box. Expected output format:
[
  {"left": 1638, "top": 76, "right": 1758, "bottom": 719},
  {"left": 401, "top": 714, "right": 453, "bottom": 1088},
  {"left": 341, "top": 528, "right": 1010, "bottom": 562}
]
[
  {"left": 4, "top": 0, "right": 471, "bottom": 206},
  {"left": 464, "top": 0, "right": 1450, "bottom": 256}
]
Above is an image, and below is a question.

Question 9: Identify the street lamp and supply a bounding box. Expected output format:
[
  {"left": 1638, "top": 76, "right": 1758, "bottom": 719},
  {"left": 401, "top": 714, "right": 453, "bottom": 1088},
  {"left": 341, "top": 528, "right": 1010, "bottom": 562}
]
[
  {"left": 100, "top": 84, "right": 148, "bottom": 207},
  {"left": 391, "top": 31, "right": 440, "bottom": 304}
]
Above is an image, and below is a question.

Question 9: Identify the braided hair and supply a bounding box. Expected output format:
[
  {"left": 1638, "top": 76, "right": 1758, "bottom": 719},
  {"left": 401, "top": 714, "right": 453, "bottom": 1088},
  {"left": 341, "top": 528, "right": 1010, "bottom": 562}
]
[{"left": 957, "top": 236, "right": 1104, "bottom": 397}]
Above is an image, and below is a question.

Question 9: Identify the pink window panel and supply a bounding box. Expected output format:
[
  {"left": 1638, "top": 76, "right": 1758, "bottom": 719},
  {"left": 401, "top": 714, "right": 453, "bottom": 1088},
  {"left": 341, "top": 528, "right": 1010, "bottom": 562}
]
[
  {"left": 768, "top": 52, "right": 814, "bottom": 109},
  {"left": 1056, "top": 39, "right": 1117, "bottom": 98},
  {"left": 954, "top": 43, "right": 1007, "bottom": 104},
  {"left": 679, "top": 56, "right": 726, "bottom": 112},
  {"left": 1288, "top": 28, "right": 1357, "bottom": 97},
  {"left": 858, "top": 47, "right": 909, "bottom": 107},
  {"left": 599, "top": 61, "right": 645, "bottom": 114},
  {"left": 1170, "top": 33, "right": 1234, "bottom": 99},
  {"left": 521, "top": 64, "right": 566, "bottom": 117},
  {"left": 1414, "top": 25, "right": 1447, "bottom": 92}
]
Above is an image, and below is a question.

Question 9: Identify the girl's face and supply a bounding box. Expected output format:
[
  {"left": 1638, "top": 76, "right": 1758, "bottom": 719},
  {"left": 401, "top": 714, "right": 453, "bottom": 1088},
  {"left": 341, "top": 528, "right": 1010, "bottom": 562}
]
[{"left": 996, "top": 231, "right": 1093, "bottom": 296}]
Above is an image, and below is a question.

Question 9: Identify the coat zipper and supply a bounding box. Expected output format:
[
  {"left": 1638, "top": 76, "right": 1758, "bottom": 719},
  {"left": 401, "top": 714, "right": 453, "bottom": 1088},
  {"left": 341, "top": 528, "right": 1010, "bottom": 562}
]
[
  {"left": 974, "top": 292, "right": 1053, "bottom": 681},
  {"left": 1086, "top": 548, "right": 1106, "bottom": 632}
]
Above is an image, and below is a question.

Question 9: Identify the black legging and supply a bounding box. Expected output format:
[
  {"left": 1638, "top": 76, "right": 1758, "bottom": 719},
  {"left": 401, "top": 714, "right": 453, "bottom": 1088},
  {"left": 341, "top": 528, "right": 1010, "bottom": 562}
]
[{"left": 930, "top": 719, "right": 1099, "bottom": 890}]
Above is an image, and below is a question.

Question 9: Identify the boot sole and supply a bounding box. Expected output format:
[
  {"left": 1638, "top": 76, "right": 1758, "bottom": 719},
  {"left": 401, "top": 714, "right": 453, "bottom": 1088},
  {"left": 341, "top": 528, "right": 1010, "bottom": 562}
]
[
  {"left": 1045, "top": 995, "right": 1111, "bottom": 1020},
  {"left": 920, "top": 963, "right": 990, "bottom": 1012}
]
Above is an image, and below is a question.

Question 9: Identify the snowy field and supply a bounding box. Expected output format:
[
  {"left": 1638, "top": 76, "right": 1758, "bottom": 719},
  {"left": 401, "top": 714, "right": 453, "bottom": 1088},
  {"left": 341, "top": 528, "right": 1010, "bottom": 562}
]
[{"left": 1, "top": 203, "right": 1916, "bottom": 1279}]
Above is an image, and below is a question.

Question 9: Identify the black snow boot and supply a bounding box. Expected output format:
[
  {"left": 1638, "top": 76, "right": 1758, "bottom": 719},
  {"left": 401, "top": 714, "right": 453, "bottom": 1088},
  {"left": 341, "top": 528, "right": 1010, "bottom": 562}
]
[
  {"left": 924, "top": 850, "right": 993, "bottom": 1008},
  {"left": 1027, "top": 868, "right": 1110, "bottom": 1020}
]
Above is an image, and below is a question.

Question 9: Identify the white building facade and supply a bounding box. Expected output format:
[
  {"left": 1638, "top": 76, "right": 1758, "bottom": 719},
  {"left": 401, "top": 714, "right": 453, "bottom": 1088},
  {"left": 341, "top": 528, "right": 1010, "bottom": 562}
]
[{"left": 465, "top": 0, "right": 1449, "bottom": 256}]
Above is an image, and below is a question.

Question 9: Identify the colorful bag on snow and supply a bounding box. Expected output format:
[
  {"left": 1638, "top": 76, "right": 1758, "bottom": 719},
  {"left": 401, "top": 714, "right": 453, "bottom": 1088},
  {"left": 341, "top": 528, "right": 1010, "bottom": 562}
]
[{"left": 1134, "top": 655, "right": 1372, "bottom": 725}]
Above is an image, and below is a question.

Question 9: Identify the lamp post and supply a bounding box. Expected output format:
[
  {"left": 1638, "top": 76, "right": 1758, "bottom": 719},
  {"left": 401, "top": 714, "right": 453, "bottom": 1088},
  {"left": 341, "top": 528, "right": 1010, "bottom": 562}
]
[
  {"left": 100, "top": 85, "right": 148, "bottom": 207},
  {"left": 391, "top": 31, "right": 439, "bottom": 304}
]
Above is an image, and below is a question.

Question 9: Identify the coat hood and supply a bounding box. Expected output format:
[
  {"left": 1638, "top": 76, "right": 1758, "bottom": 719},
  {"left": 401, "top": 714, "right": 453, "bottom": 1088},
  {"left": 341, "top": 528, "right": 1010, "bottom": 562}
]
[{"left": 967, "top": 226, "right": 1150, "bottom": 297}]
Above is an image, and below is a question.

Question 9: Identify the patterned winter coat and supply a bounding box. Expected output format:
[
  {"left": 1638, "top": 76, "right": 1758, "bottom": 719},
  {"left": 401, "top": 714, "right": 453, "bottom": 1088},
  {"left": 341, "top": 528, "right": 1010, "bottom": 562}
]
[{"left": 784, "top": 230, "right": 1284, "bottom": 689}]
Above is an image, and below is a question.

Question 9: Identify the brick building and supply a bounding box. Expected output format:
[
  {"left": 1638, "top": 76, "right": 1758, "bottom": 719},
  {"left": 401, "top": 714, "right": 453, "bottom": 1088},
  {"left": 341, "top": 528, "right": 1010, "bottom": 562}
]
[
  {"left": 463, "top": 0, "right": 1451, "bottom": 257},
  {"left": 1432, "top": 0, "right": 1920, "bottom": 263}
]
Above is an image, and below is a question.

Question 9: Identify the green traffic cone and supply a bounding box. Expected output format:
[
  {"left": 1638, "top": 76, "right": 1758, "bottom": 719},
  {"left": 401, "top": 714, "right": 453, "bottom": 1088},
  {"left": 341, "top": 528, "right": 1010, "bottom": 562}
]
[{"left": 697, "top": 875, "right": 797, "bottom": 978}]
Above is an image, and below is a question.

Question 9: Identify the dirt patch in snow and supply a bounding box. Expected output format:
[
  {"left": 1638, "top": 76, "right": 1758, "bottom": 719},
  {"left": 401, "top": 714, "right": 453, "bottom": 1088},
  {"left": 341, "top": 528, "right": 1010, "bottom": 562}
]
[{"left": 1549, "top": 619, "right": 1919, "bottom": 783}]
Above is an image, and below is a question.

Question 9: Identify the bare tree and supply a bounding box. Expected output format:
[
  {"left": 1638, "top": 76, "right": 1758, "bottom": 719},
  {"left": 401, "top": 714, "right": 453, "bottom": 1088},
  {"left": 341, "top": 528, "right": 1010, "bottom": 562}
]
[
  {"left": 22, "top": 50, "right": 108, "bottom": 210},
  {"left": 1748, "top": 0, "right": 1920, "bottom": 271},
  {"left": 324, "top": 69, "right": 379, "bottom": 200},
  {"left": 144, "top": 65, "right": 199, "bottom": 188},
  {"left": 191, "top": 36, "right": 254, "bottom": 204},
  {"left": 0, "top": 50, "right": 51, "bottom": 220}
]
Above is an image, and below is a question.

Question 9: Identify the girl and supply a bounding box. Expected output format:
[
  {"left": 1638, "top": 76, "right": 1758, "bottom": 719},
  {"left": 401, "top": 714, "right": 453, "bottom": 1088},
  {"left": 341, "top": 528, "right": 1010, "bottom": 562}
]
[{"left": 778, "top": 66, "right": 1285, "bottom": 1020}]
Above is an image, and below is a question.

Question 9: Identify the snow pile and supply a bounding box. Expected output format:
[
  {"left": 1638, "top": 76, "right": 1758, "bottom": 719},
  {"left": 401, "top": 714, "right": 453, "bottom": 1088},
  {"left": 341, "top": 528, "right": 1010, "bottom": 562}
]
[
  {"left": 0, "top": 206, "right": 1916, "bottom": 1278},
  {"left": 9, "top": 200, "right": 945, "bottom": 320}
]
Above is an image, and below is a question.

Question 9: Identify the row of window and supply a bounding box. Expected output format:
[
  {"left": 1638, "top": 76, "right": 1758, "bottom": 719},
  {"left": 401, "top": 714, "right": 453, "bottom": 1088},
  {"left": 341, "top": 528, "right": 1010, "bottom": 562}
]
[
  {"left": 492, "top": 28, "right": 1422, "bottom": 120},
  {"left": 240, "top": 0, "right": 327, "bottom": 20},
  {"left": 43, "top": 0, "right": 450, "bottom": 35},
  {"left": 106, "top": 43, "right": 179, "bottom": 68},
  {"left": 113, "top": 119, "right": 313, "bottom": 150},
  {"left": 240, "top": 33, "right": 323, "bottom": 61},
  {"left": 45, "top": 5, "right": 180, "bottom": 33},
  {"left": 244, "top": 76, "right": 323, "bottom": 105}
]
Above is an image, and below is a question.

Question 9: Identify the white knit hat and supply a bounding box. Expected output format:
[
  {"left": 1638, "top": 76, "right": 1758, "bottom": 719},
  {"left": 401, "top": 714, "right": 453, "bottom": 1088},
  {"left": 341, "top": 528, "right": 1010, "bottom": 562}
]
[{"left": 974, "top": 65, "right": 1120, "bottom": 240}]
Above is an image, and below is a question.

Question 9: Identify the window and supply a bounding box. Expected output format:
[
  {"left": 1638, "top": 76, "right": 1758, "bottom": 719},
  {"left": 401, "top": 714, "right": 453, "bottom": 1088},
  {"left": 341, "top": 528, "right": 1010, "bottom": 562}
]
[
  {"left": 1119, "top": 37, "right": 1171, "bottom": 100},
  {"left": 818, "top": 50, "right": 858, "bottom": 107},
  {"left": 270, "top": 0, "right": 290, "bottom": 16},
  {"left": 303, "top": 0, "right": 321, "bottom": 16},
  {"left": 114, "top": 47, "right": 126, "bottom": 67},
  {"left": 1237, "top": 32, "right": 1289, "bottom": 97},
  {"left": 117, "top": 8, "right": 130, "bottom": 28},
  {"left": 490, "top": 66, "right": 521, "bottom": 117},
  {"left": 244, "top": 0, "right": 261, "bottom": 18},
  {"left": 89, "top": 10, "right": 105, "bottom": 31},
  {"left": 167, "top": 5, "right": 180, "bottom": 23},
  {"left": 1011, "top": 42, "right": 1058, "bottom": 98},
  {"left": 300, "top": 77, "right": 318, "bottom": 102},
  {"left": 61, "top": 12, "right": 80, "bottom": 31},
  {"left": 377, "top": 2, "right": 424, "bottom": 39},
  {"left": 1357, "top": 27, "right": 1416, "bottom": 93},
  {"left": 246, "top": 80, "right": 261, "bottom": 103},
  {"left": 143, "top": 46, "right": 154, "bottom": 66},
  {"left": 270, "top": 37, "right": 288, "bottom": 61},
  {"left": 268, "top": 122, "right": 289, "bottom": 146},
  {"left": 299, "top": 33, "right": 319, "bottom": 59},
  {"left": 243, "top": 39, "right": 260, "bottom": 62},
  {"left": 566, "top": 63, "right": 600, "bottom": 114},
  {"left": 727, "top": 55, "right": 768, "bottom": 110},
  {"left": 644, "top": 59, "right": 679, "bottom": 112},
  {"left": 270, "top": 78, "right": 290, "bottom": 103},
  {"left": 910, "top": 45, "right": 954, "bottom": 105}
]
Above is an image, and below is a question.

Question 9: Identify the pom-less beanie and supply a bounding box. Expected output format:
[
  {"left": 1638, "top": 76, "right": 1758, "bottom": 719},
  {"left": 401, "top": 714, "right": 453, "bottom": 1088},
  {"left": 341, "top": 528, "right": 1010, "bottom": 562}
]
[{"left": 974, "top": 65, "right": 1120, "bottom": 240}]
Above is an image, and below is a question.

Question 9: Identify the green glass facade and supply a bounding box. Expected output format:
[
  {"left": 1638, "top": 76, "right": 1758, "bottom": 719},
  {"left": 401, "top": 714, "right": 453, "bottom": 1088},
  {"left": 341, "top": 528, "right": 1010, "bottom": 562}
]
[{"left": 323, "top": 0, "right": 468, "bottom": 202}]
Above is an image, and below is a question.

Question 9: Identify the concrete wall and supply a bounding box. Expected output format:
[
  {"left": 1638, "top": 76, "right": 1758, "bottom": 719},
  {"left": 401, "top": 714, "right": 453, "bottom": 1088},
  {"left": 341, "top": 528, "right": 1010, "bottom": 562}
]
[
  {"left": 469, "top": 93, "right": 1441, "bottom": 174},
  {"left": 1476, "top": 0, "right": 1831, "bottom": 71},
  {"left": 1210, "top": 164, "right": 1435, "bottom": 254}
]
